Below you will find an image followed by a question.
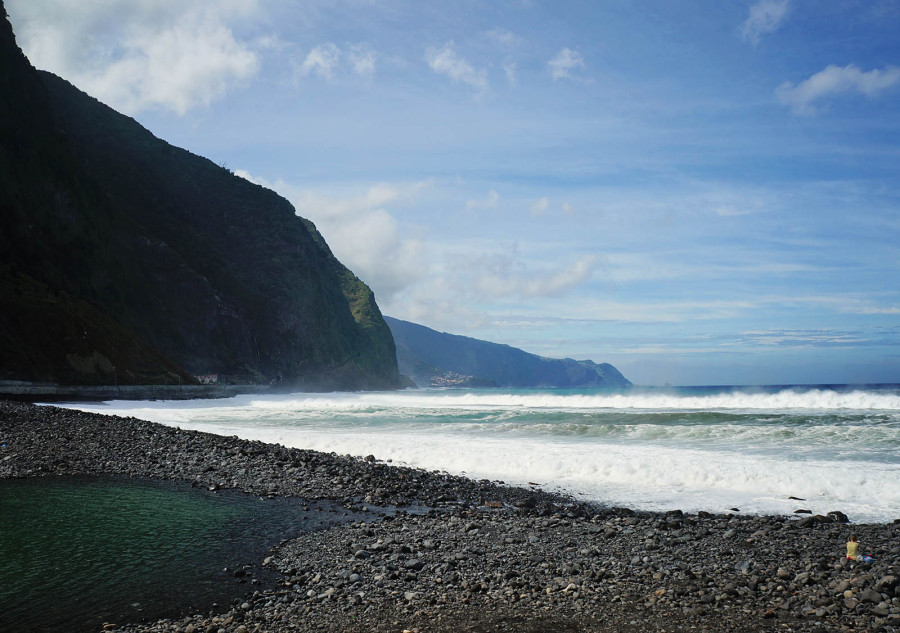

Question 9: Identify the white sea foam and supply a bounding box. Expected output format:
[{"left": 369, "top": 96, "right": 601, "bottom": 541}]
[
  {"left": 75, "top": 387, "right": 900, "bottom": 419},
  {"left": 57, "top": 387, "right": 900, "bottom": 523}
]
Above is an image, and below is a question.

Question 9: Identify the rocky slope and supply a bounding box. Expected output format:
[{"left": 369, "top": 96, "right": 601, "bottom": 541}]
[{"left": 0, "top": 2, "right": 400, "bottom": 390}]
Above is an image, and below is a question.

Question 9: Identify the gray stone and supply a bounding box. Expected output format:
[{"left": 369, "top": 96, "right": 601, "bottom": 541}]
[
  {"left": 826, "top": 510, "right": 850, "bottom": 523},
  {"left": 860, "top": 589, "right": 883, "bottom": 604},
  {"left": 875, "top": 575, "right": 897, "bottom": 592}
]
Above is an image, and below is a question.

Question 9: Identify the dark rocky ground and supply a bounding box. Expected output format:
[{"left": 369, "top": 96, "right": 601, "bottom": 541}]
[{"left": 1, "top": 400, "right": 898, "bottom": 632}]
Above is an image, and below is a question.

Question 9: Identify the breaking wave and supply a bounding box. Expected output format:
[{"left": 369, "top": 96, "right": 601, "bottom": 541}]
[{"left": 56, "top": 385, "right": 900, "bottom": 523}]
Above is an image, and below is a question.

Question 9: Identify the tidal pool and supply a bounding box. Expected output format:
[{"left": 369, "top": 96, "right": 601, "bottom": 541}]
[{"left": 0, "top": 475, "right": 358, "bottom": 632}]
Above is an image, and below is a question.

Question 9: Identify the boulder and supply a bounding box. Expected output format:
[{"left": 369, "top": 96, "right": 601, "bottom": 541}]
[{"left": 826, "top": 510, "right": 850, "bottom": 523}]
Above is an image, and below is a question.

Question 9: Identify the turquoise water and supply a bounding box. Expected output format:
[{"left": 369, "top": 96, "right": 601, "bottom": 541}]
[
  {"left": 63, "top": 384, "right": 900, "bottom": 523},
  {"left": 0, "top": 476, "right": 353, "bottom": 632}
]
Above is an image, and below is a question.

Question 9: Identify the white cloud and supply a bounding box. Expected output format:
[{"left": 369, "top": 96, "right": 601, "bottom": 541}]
[
  {"left": 465, "top": 190, "right": 499, "bottom": 211},
  {"left": 7, "top": 0, "right": 260, "bottom": 115},
  {"left": 562, "top": 297, "right": 757, "bottom": 324},
  {"left": 714, "top": 206, "right": 754, "bottom": 217},
  {"left": 737, "top": 328, "right": 871, "bottom": 348},
  {"left": 485, "top": 29, "right": 521, "bottom": 86},
  {"left": 486, "top": 28, "right": 522, "bottom": 49},
  {"left": 547, "top": 47, "right": 585, "bottom": 81},
  {"left": 522, "top": 255, "right": 597, "bottom": 297},
  {"left": 471, "top": 252, "right": 598, "bottom": 299},
  {"left": 740, "top": 0, "right": 790, "bottom": 45},
  {"left": 795, "top": 294, "right": 900, "bottom": 316},
  {"left": 396, "top": 278, "right": 492, "bottom": 332},
  {"left": 233, "top": 169, "right": 264, "bottom": 185},
  {"left": 297, "top": 42, "right": 377, "bottom": 81},
  {"left": 426, "top": 41, "right": 488, "bottom": 92},
  {"left": 777, "top": 64, "right": 900, "bottom": 114},
  {"left": 292, "top": 182, "right": 431, "bottom": 301},
  {"left": 503, "top": 61, "right": 517, "bottom": 86},
  {"left": 347, "top": 43, "right": 376, "bottom": 76},
  {"left": 530, "top": 197, "right": 549, "bottom": 216},
  {"left": 301, "top": 42, "right": 341, "bottom": 79}
]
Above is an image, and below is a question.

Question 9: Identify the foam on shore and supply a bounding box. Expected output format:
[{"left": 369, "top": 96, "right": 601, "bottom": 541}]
[{"left": 58, "top": 386, "right": 900, "bottom": 523}]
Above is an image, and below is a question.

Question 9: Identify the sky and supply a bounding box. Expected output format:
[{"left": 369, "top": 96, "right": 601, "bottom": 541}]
[{"left": 7, "top": 0, "right": 900, "bottom": 386}]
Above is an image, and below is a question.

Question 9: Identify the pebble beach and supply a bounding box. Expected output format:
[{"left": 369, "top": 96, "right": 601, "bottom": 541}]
[{"left": 1, "top": 400, "right": 898, "bottom": 632}]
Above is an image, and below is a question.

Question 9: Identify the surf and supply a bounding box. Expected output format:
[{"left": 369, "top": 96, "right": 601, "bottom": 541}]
[{"left": 55, "top": 385, "right": 900, "bottom": 523}]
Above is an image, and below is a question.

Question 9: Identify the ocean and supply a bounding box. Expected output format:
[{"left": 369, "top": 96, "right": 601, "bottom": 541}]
[{"left": 58, "top": 384, "right": 900, "bottom": 524}]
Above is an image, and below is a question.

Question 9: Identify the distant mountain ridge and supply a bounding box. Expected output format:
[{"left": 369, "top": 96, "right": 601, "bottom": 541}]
[
  {"left": 385, "top": 316, "right": 630, "bottom": 389},
  {"left": 0, "top": 3, "right": 402, "bottom": 390}
]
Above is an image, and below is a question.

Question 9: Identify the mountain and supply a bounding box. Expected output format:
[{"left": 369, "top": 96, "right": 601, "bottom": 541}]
[
  {"left": 0, "top": 3, "right": 402, "bottom": 390},
  {"left": 385, "top": 317, "right": 630, "bottom": 389}
]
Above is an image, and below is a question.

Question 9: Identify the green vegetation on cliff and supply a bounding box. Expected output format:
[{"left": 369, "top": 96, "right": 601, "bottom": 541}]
[{"left": 0, "top": 3, "right": 401, "bottom": 389}]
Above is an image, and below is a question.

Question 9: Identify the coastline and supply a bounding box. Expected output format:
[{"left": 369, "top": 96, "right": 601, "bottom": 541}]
[
  {"left": 1, "top": 400, "right": 898, "bottom": 632},
  {"left": 0, "top": 382, "right": 272, "bottom": 403}
]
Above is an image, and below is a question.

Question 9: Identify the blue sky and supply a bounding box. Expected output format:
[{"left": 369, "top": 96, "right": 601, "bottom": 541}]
[{"left": 8, "top": 0, "right": 900, "bottom": 386}]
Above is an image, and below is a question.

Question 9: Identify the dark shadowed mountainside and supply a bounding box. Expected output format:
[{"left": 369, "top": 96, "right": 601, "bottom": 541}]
[
  {"left": 385, "top": 316, "right": 630, "bottom": 388},
  {"left": 0, "top": 3, "right": 401, "bottom": 390}
]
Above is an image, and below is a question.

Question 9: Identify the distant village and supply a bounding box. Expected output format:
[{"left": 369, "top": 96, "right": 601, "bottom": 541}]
[{"left": 428, "top": 371, "right": 495, "bottom": 388}]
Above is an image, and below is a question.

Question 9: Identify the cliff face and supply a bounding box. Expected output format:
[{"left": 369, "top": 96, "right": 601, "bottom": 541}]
[
  {"left": 0, "top": 3, "right": 401, "bottom": 389},
  {"left": 385, "top": 317, "right": 631, "bottom": 389}
]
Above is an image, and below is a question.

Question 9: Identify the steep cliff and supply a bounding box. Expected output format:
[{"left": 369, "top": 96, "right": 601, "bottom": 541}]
[
  {"left": 0, "top": 3, "right": 401, "bottom": 389},
  {"left": 385, "top": 317, "right": 630, "bottom": 389}
]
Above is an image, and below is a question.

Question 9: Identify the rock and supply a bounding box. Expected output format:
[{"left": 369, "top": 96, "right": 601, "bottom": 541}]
[
  {"left": 860, "top": 588, "right": 883, "bottom": 603},
  {"left": 735, "top": 560, "right": 752, "bottom": 574},
  {"left": 404, "top": 559, "right": 424, "bottom": 571},
  {"left": 826, "top": 510, "right": 849, "bottom": 523},
  {"left": 797, "top": 516, "right": 822, "bottom": 528},
  {"left": 874, "top": 575, "right": 897, "bottom": 592}
]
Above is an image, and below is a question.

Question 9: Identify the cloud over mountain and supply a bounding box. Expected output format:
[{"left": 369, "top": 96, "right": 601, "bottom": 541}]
[{"left": 8, "top": 0, "right": 260, "bottom": 114}]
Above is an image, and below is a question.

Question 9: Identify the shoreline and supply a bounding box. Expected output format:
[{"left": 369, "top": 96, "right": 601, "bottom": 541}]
[
  {"left": 0, "top": 382, "right": 272, "bottom": 402},
  {"left": 1, "top": 400, "right": 898, "bottom": 632}
]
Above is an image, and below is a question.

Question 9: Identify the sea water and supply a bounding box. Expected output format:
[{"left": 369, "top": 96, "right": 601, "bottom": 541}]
[
  {"left": 58, "top": 385, "right": 900, "bottom": 524},
  {"left": 0, "top": 476, "right": 358, "bottom": 632}
]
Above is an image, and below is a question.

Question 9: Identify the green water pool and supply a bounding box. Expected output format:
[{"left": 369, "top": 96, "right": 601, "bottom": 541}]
[{"left": 0, "top": 475, "right": 354, "bottom": 632}]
